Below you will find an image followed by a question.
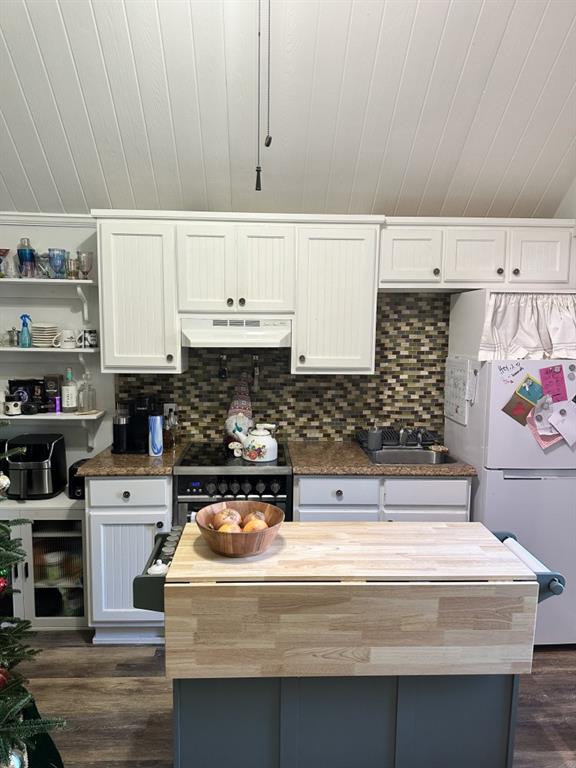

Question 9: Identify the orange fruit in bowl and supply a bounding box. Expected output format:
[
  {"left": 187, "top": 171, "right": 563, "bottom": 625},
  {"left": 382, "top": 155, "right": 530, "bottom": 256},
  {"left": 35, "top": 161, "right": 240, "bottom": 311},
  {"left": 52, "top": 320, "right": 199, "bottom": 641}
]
[
  {"left": 243, "top": 510, "right": 266, "bottom": 526},
  {"left": 218, "top": 522, "right": 242, "bottom": 534},
  {"left": 242, "top": 518, "right": 268, "bottom": 533},
  {"left": 212, "top": 509, "right": 242, "bottom": 529}
]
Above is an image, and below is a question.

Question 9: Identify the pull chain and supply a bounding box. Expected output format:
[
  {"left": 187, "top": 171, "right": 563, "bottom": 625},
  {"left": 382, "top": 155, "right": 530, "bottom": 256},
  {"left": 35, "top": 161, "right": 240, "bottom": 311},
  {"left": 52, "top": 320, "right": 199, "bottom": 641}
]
[
  {"left": 255, "top": 0, "right": 262, "bottom": 190},
  {"left": 265, "top": 0, "right": 272, "bottom": 147}
]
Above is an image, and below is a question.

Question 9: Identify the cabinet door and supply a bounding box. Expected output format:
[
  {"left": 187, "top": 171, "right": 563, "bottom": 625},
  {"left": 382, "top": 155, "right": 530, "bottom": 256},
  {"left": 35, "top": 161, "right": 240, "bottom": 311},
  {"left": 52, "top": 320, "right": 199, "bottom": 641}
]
[
  {"left": 294, "top": 227, "right": 378, "bottom": 374},
  {"left": 177, "top": 223, "right": 237, "bottom": 311},
  {"left": 99, "top": 220, "right": 179, "bottom": 370},
  {"left": 89, "top": 510, "right": 170, "bottom": 623},
  {"left": 379, "top": 229, "right": 442, "bottom": 283},
  {"left": 236, "top": 225, "right": 295, "bottom": 312},
  {"left": 443, "top": 229, "right": 507, "bottom": 283},
  {"left": 509, "top": 228, "right": 571, "bottom": 283}
]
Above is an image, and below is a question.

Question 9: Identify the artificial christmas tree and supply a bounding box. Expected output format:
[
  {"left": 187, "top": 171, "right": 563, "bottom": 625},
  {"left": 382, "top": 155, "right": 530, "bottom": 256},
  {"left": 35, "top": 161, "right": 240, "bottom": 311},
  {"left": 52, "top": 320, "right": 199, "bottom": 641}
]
[{"left": 0, "top": 456, "right": 64, "bottom": 768}]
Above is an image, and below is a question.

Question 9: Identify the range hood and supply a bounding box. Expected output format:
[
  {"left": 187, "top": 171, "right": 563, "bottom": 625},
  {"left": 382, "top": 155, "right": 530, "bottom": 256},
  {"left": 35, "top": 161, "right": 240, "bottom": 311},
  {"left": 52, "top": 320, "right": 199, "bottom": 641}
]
[{"left": 181, "top": 317, "right": 292, "bottom": 348}]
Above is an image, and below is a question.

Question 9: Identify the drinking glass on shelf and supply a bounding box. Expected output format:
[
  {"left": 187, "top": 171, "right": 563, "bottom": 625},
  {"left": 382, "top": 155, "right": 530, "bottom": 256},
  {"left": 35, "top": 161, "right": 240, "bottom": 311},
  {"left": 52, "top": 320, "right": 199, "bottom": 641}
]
[
  {"left": 65, "top": 254, "right": 80, "bottom": 280},
  {"left": 0, "top": 249, "right": 9, "bottom": 278},
  {"left": 76, "top": 252, "right": 93, "bottom": 280},
  {"left": 48, "top": 248, "right": 66, "bottom": 279},
  {"left": 36, "top": 252, "right": 51, "bottom": 279}
]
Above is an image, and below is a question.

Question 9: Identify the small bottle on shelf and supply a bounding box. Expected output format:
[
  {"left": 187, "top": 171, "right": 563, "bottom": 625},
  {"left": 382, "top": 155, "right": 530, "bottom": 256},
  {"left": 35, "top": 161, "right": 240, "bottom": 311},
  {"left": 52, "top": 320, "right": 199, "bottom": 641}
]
[
  {"left": 77, "top": 371, "right": 96, "bottom": 413},
  {"left": 61, "top": 367, "right": 78, "bottom": 413}
]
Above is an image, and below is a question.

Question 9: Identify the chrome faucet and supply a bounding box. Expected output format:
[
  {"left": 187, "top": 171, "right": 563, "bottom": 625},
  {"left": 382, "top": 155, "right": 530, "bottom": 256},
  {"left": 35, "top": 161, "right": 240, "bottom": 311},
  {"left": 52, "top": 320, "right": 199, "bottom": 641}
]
[{"left": 398, "top": 427, "right": 408, "bottom": 446}]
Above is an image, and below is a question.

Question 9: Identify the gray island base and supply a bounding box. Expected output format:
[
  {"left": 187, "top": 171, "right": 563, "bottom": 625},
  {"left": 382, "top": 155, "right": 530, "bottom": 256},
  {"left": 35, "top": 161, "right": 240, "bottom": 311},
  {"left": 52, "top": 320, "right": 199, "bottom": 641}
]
[{"left": 173, "top": 674, "right": 518, "bottom": 768}]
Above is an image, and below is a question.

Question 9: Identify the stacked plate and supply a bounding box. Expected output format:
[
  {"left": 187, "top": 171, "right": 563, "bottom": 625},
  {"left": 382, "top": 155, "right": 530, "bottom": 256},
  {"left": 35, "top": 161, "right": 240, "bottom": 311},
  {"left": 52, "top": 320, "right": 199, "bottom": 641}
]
[{"left": 31, "top": 323, "right": 58, "bottom": 348}]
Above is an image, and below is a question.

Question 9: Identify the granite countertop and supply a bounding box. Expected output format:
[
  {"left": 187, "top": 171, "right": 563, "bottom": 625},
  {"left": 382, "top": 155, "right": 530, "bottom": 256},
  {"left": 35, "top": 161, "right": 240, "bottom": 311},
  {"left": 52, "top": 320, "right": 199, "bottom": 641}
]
[
  {"left": 287, "top": 440, "right": 477, "bottom": 477},
  {"left": 76, "top": 443, "right": 187, "bottom": 477}
]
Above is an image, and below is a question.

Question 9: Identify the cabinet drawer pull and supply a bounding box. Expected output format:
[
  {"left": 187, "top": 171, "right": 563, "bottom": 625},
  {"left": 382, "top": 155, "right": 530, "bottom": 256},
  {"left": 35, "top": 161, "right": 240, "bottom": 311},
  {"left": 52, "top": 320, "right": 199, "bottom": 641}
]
[
  {"left": 299, "top": 354, "right": 306, "bottom": 364},
  {"left": 122, "top": 491, "right": 131, "bottom": 500},
  {"left": 226, "top": 297, "right": 234, "bottom": 307},
  {"left": 24, "top": 562, "right": 29, "bottom": 580},
  {"left": 156, "top": 521, "right": 164, "bottom": 529},
  {"left": 513, "top": 268, "right": 520, "bottom": 276},
  {"left": 166, "top": 353, "right": 174, "bottom": 363},
  {"left": 497, "top": 267, "right": 504, "bottom": 275},
  {"left": 239, "top": 297, "right": 246, "bottom": 307},
  {"left": 433, "top": 267, "right": 441, "bottom": 277},
  {"left": 14, "top": 564, "right": 18, "bottom": 580},
  {"left": 335, "top": 489, "right": 344, "bottom": 498}
]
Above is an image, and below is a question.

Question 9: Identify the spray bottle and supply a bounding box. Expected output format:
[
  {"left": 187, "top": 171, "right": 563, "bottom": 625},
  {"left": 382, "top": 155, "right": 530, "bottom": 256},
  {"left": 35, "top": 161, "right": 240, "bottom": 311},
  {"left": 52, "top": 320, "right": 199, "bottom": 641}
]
[{"left": 19, "top": 314, "right": 32, "bottom": 348}]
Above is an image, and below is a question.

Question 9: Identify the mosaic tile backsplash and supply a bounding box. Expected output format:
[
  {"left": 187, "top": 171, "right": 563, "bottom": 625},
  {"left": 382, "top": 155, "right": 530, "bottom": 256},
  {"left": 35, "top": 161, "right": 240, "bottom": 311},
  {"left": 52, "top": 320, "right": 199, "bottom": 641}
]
[{"left": 116, "top": 293, "right": 451, "bottom": 441}]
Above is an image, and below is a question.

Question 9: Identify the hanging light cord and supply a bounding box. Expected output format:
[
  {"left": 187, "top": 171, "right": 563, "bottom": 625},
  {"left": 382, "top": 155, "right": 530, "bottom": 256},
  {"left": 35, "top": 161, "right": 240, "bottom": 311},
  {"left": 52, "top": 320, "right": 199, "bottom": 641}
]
[
  {"left": 265, "top": 0, "right": 272, "bottom": 146},
  {"left": 255, "top": 0, "right": 262, "bottom": 191}
]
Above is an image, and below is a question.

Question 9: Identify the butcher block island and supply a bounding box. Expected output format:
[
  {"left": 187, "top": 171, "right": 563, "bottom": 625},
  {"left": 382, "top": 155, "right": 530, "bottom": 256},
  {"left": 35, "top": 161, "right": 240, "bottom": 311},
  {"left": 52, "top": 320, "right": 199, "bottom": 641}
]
[{"left": 161, "top": 521, "right": 555, "bottom": 768}]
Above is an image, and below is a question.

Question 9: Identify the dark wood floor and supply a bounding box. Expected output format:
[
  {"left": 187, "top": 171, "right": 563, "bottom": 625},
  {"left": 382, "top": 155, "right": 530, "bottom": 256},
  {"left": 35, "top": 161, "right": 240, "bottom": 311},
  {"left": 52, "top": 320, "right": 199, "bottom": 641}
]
[{"left": 21, "top": 633, "right": 576, "bottom": 768}]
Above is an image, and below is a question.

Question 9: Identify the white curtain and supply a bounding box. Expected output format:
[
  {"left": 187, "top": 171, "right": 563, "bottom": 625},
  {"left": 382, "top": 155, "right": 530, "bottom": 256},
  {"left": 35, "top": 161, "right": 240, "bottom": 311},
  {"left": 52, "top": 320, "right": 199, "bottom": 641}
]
[{"left": 479, "top": 293, "right": 576, "bottom": 360}]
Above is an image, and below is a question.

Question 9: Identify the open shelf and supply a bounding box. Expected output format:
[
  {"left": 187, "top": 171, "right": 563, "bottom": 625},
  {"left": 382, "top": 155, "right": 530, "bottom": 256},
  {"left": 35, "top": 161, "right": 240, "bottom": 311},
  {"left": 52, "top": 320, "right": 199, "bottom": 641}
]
[
  {"left": 0, "top": 347, "right": 98, "bottom": 353},
  {"left": 34, "top": 580, "right": 83, "bottom": 590},
  {"left": 0, "top": 278, "right": 95, "bottom": 285},
  {"left": 6, "top": 410, "right": 105, "bottom": 421}
]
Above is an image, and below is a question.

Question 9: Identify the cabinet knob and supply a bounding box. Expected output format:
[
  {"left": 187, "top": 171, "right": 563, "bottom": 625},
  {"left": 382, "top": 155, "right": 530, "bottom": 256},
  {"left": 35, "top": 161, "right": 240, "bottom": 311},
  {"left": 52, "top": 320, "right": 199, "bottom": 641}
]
[
  {"left": 299, "top": 354, "right": 306, "bottom": 364},
  {"left": 497, "top": 267, "right": 504, "bottom": 275},
  {"left": 226, "top": 297, "right": 234, "bottom": 306},
  {"left": 513, "top": 268, "right": 520, "bottom": 276},
  {"left": 239, "top": 297, "right": 246, "bottom": 307},
  {"left": 335, "top": 489, "right": 343, "bottom": 498},
  {"left": 166, "top": 353, "right": 174, "bottom": 362},
  {"left": 156, "top": 521, "right": 164, "bottom": 529},
  {"left": 122, "top": 490, "right": 131, "bottom": 500},
  {"left": 433, "top": 267, "right": 441, "bottom": 277}
]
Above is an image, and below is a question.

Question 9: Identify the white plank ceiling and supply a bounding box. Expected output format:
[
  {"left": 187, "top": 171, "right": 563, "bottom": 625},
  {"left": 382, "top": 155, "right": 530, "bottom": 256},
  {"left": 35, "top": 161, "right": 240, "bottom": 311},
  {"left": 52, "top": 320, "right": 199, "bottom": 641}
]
[{"left": 0, "top": 0, "right": 575, "bottom": 216}]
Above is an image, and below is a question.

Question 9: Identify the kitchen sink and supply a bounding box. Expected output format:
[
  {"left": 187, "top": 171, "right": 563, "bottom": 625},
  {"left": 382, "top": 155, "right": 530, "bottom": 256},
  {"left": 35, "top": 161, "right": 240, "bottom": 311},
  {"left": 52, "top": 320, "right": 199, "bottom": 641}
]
[{"left": 366, "top": 448, "right": 457, "bottom": 465}]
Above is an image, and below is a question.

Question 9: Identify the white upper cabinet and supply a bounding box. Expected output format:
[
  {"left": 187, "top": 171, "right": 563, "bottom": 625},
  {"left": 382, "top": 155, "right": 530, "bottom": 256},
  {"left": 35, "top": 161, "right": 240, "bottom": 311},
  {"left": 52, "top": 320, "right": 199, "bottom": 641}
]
[
  {"left": 98, "top": 220, "right": 183, "bottom": 372},
  {"left": 294, "top": 227, "right": 378, "bottom": 374},
  {"left": 236, "top": 226, "right": 296, "bottom": 312},
  {"left": 444, "top": 230, "right": 507, "bottom": 283},
  {"left": 177, "top": 223, "right": 295, "bottom": 313},
  {"left": 509, "top": 229, "right": 571, "bottom": 283},
  {"left": 177, "top": 224, "right": 236, "bottom": 311},
  {"left": 380, "top": 229, "right": 442, "bottom": 283}
]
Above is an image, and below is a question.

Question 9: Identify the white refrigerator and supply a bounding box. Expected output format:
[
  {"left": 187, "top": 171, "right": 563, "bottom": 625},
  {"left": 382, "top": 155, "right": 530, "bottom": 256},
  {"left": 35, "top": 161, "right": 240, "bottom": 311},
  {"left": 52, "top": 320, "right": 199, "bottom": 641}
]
[{"left": 445, "top": 358, "right": 576, "bottom": 645}]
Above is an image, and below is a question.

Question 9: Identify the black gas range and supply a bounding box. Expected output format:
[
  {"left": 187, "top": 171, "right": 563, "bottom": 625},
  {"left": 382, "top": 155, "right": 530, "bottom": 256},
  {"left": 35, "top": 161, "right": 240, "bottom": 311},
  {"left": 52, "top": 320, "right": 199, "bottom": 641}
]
[{"left": 173, "top": 442, "right": 293, "bottom": 524}]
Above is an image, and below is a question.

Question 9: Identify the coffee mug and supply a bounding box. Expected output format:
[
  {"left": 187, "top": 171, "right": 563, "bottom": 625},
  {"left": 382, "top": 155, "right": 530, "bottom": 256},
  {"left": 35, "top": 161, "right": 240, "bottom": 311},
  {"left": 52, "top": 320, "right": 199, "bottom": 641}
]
[
  {"left": 76, "top": 329, "right": 98, "bottom": 349},
  {"left": 4, "top": 400, "right": 21, "bottom": 416},
  {"left": 52, "top": 329, "right": 76, "bottom": 349}
]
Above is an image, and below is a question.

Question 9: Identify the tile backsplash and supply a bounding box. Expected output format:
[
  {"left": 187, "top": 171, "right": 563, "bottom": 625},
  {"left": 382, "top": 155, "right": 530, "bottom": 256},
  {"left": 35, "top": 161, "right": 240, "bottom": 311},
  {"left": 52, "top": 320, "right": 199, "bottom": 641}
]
[{"left": 116, "top": 293, "right": 450, "bottom": 441}]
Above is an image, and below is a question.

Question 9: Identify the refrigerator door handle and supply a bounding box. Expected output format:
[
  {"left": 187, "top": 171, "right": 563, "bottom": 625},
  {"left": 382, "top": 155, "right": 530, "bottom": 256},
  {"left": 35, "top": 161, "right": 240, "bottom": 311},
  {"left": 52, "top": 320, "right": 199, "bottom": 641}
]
[
  {"left": 493, "top": 531, "right": 566, "bottom": 603},
  {"left": 502, "top": 473, "right": 543, "bottom": 480}
]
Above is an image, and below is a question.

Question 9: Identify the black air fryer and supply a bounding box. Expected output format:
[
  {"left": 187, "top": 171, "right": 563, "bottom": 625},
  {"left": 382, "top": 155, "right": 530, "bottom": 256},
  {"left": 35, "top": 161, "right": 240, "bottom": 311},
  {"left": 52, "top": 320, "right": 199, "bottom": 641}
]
[{"left": 6, "top": 434, "right": 67, "bottom": 500}]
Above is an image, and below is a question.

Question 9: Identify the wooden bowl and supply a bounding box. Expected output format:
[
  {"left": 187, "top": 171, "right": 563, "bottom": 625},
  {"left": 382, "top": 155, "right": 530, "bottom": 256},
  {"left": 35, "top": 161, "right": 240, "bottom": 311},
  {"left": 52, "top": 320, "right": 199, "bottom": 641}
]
[{"left": 196, "top": 500, "right": 284, "bottom": 558}]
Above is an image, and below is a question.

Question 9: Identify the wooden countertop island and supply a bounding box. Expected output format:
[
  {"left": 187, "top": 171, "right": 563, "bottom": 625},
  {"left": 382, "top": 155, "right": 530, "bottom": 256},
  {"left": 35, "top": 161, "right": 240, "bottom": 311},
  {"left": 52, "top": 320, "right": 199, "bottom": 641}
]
[{"left": 164, "top": 522, "right": 542, "bottom": 768}]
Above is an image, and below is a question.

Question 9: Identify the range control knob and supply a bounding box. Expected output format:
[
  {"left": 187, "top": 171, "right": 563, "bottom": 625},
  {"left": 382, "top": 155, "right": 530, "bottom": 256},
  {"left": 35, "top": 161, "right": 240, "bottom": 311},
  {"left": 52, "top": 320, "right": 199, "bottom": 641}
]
[
  {"left": 241, "top": 481, "right": 252, "bottom": 496},
  {"left": 255, "top": 480, "right": 266, "bottom": 496},
  {"left": 270, "top": 480, "right": 281, "bottom": 496},
  {"left": 230, "top": 481, "right": 241, "bottom": 496},
  {"left": 205, "top": 481, "right": 217, "bottom": 496},
  {"left": 218, "top": 481, "right": 228, "bottom": 495}
]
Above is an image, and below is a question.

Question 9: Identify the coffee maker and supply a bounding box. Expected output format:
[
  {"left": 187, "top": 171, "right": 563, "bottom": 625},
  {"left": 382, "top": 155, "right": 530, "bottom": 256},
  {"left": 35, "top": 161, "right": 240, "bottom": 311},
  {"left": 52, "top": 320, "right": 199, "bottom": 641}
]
[
  {"left": 6, "top": 434, "right": 67, "bottom": 500},
  {"left": 112, "top": 397, "right": 158, "bottom": 454}
]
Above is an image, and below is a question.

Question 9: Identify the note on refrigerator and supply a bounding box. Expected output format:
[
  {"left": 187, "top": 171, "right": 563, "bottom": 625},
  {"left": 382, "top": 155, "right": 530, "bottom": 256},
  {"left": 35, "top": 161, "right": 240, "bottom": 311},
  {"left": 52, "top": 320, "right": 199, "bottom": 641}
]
[
  {"left": 540, "top": 365, "right": 568, "bottom": 403},
  {"left": 548, "top": 401, "right": 576, "bottom": 448}
]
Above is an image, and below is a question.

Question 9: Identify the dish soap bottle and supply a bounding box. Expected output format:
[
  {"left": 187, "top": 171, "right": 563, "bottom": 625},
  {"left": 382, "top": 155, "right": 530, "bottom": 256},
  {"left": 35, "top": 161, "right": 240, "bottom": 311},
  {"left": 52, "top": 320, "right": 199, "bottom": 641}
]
[
  {"left": 77, "top": 371, "right": 97, "bottom": 413},
  {"left": 19, "top": 314, "right": 32, "bottom": 348},
  {"left": 62, "top": 367, "right": 78, "bottom": 412}
]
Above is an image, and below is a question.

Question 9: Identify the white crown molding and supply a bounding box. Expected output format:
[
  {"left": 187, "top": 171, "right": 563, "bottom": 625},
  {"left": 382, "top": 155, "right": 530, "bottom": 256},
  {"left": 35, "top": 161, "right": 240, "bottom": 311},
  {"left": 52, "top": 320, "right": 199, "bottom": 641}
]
[
  {"left": 90, "top": 209, "right": 388, "bottom": 225},
  {"left": 0, "top": 212, "right": 95, "bottom": 228}
]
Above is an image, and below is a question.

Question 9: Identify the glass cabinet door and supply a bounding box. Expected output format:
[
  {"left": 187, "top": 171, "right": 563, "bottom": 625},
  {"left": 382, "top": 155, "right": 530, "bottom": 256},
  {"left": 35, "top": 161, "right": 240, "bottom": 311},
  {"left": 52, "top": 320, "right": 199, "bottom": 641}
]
[
  {"left": 0, "top": 523, "right": 26, "bottom": 619},
  {"left": 30, "top": 519, "right": 85, "bottom": 622}
]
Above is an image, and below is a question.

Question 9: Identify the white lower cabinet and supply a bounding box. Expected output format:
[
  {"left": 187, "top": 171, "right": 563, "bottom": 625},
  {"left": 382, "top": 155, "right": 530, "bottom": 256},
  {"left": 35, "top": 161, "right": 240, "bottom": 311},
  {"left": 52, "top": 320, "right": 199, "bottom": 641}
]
[
  {"left": 87, "top": 477, "right": 172, "bottom": 643},
  {"left": 382, "top": 478, "right": 471, "bottom": 522},
  {"left": 295, "top": 476, "right": 471, "bottom": 522}
]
